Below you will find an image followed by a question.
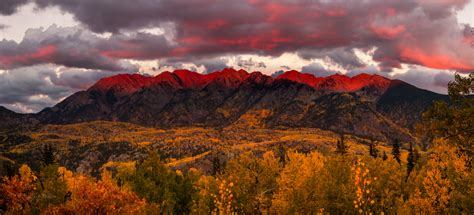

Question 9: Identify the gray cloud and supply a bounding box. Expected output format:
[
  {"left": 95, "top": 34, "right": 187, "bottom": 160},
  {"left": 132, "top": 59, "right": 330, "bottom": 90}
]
[
  {"left": 346, "top": 66, "right": 383, "bottom": 77},
  {"left": 271, "top": 70, "right": 285, "bottom": 78},
  {"left": 0, "top": 0, "right": 29, "bottom": 15},
  {"left": 0, "top": 24, "right": 9, "bottom": 30},
  {"left": 433, "top": 71, "right": 455, "bottom": 88},
  {"left": 158, "top": 57, "right": 229, "bottom": 73},
  {"left": 0, "top": 25, "right": 171, "bottom": 72},
  {"left": 197, "top": 58, "right": 229, "bottom": 73},
  {"left": 391, "top": 69, "right": 455, "bottom": 94},
  {"left": 301, "top": 63, "right": 338, "bottom": 77},
  {"left": 298, "top": 48, "right": 365, "bottom": 70},
  {"left": 0, "top": 65, "right": 119, "bottom": 113},
  {"left": 235, "top": 57, "right": 266, "bottom": 70}
]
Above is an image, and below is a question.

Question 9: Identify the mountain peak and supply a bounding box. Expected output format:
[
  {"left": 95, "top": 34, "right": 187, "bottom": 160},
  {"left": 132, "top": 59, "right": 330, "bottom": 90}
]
[
  {"left": 276, "top": 70, "right": 324, "bottom": 87},
  {"left": 275, "top": 71, "right": 390, "bottom": 92},
  {"left": 89, "top": 69, "right": 394, "bottom": 95},
  {"left": 90, "top": 73, "right": 153, "bottom": 95}
]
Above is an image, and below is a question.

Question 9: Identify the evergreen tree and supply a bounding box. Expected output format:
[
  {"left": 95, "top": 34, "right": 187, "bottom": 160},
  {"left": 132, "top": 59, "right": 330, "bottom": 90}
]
[
  {"left": 35, "top": 164, "right": 69, "bottom": 210},
  {"left": 124, "top": 152, "right": 196, "bottom": 213},
  {"left": 335, "top": 133, "right": 348, "bottom": 155},
  {"left": 39, "top": 144, "right": 56, "bottom": 166},
  {"left": 369, "top": 139, "right": 378, "bottom": 158},
  {"left": 422, "top": 73, "right": 473, "bottom": 163},
  {"left": 211, "top": 153, "right": 222, "bottom": 176},
  {"left": 406, "top": 143, "right": 417, "bottom": 181},
  {"left": 391, "top": 139, "right": 401, "bottom": 164},
  {"left": 382, "top": 151, "right": 388, "bottom": 161},
  {"left": 1, "top": 160, "right": 17, "bottom": 178},
  {"left": 276, "top": 142, "right": 288, "bottom": 166}
]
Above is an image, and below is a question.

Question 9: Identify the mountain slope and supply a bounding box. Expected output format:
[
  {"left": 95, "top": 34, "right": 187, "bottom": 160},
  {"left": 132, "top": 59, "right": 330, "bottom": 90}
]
[
  {"left": 376, "top": 80, "right": 450, "bottom": 129},
  {"left": 28, "top": 69, "right": 449, "bottom": 140},
  {"left": 0, "top": 106, "right": 39, "bottom": 131}
]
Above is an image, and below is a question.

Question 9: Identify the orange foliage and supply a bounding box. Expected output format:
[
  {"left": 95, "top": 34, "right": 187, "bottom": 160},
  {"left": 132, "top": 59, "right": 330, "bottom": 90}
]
[
  {"left": 0, "top": 165, "right": 37, "bottom": 213},
  {"left": 44, "top": 168, "right": 145, "bottom": 214}
]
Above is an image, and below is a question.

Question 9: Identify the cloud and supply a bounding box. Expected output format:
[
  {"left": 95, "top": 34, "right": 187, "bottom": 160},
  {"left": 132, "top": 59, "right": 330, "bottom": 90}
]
[
  {"left": 1, "top": 0, "right": 472, "bottom": 73},
  {"left": 271, "top": 70, "right": 285, "bottom": 78},
  {"left": 346, "top": 66, "right": 383, "bottom": 77},
  {"left": 0, "top": 25, "right": 168, "bottom": 72},
  {"left": 0, "top": 24, "right": 9, "bottom": 30},
  {"left": 158, "top": 57, "right": 229, "bottom": 73},
  {"left": 301, "top": 63, "right": 338, "bottom": 77},
  {"left": 196, "top": 58, "right": 229, "bottom": 73},
  {"left": 234, "top": 57, "right": 267, "bottom": 70},
  {"left": 297, "top": 48, "right": 365, "bottom": 70},
  {"left": 391, "top": 68, "right": 455, "bottom": 93},
  {"left": 0, "top": 0, "right": 29, "bottom": 15},
  {"left": 0, "top": 65, "right": 118, "bottom": 113}
]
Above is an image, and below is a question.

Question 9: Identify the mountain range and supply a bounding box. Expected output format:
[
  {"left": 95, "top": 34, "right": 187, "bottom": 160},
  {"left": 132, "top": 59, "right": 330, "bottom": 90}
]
[{"left": 1, "top": 68, "right": 448, "bottom": 140}]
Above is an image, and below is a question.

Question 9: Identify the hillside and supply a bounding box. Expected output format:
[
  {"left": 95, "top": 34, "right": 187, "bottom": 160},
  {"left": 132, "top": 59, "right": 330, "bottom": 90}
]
[{"left": 1, "top": 121, "right": 402, "bottom": 176}]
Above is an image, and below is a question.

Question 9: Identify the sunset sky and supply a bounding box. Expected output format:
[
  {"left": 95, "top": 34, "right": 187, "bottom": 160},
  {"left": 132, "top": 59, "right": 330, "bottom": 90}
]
[{"left": 1, "top": 0, "right": 473, "bottom": 113}]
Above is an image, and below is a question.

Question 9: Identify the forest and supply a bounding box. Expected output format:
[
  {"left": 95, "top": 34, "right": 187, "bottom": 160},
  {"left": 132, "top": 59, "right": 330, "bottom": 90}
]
[{"left": 0, "top": 74, "right": 472, "bottom": 214}]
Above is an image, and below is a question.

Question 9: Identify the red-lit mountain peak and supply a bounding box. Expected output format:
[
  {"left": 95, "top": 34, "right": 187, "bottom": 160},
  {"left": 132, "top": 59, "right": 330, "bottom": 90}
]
[
  {"left": 350, "top": 73, "right": 391, "bottom": 91},
  {"left": 205, "top": 68, "right": 251, "bottom": 88},
  {"left": 277, "top": 71, "right": 391, "bottom": 92},
  {"left": 172, "top": 69, "right": 209, "bottom": 89},
  {"left": 90, "top": 73, "right": 153, "bottom": 95},
  {"left": 246, "top": 72, "right": 273, "bottom": 85},
  {"left": 276, "top": 70, "right": 324, "bottom": 87},
  {"left": 316, "top": 73, "right": 351, "bottom": 91},
  {"left": 90, "top": 70, "right": 393, "bottom": 96},
  {"left": 152, "top": 71, "right": 183, "bottom": 89}
]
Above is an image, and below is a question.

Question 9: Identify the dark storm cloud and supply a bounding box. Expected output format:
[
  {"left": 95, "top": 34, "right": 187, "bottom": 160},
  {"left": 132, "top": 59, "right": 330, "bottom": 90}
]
[
  {"left": 0, "top": 0, "right": 29, "bottom": 15},
  {"left": 0, "top": 25, "right": 175, "bottom": 71},
  {"left": 2, "top": 0, "right": 473, "bottom": 72},
  {"left": 0, "top": 65, "right": 118, "bottom": 112},
  {"left": 301, "top": 63, "right": 338, "bottom": 77},
  {"left": 0, "top": 65, "right": 71, "bottom": 112}
]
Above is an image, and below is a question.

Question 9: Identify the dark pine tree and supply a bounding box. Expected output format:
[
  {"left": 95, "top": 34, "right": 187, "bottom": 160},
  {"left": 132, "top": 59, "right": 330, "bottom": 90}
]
[
  {"left": 276, "top": 142, "right": 288, "bottom": 166},
  {"left": 335, "top": 133, "right": 349, "bottom": 155},
  {"left": 369, "top": 139, "right": 379, "bottom": 158},
  {"left": 39, "top": 143, "right": 56, "bottom": 166},
  {"left": 406, "top": 142, "right": 417, "bottom": 181},
  {"left": 211, "top": 153, "right": 222, "bottom": 175},
  {"left": 391, "top": 139, "right": 401, "bottom": 164},
  {"left": 382, "top": 151, "right": 388, "bottom": 161}
]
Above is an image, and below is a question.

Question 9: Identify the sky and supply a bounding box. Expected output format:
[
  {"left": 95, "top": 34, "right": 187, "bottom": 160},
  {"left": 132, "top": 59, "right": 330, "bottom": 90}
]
[{"left": 0, "top": 0, "right": 473, "bottom": 113}]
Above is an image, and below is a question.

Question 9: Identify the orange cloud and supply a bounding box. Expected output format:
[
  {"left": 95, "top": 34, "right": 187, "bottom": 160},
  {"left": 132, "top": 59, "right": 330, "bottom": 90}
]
[{"left": 399, "top": 47, "right": 474, "bottom": 71}]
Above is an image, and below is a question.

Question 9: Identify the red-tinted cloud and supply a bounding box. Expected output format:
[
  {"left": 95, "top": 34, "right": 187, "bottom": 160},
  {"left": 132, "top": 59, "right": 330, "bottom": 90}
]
[
  {"left": 0, "top": 45, "right": 57, "bottom": 67},
  {"left": 0, "top": 0, "right": 472, "bottom": 73}
]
